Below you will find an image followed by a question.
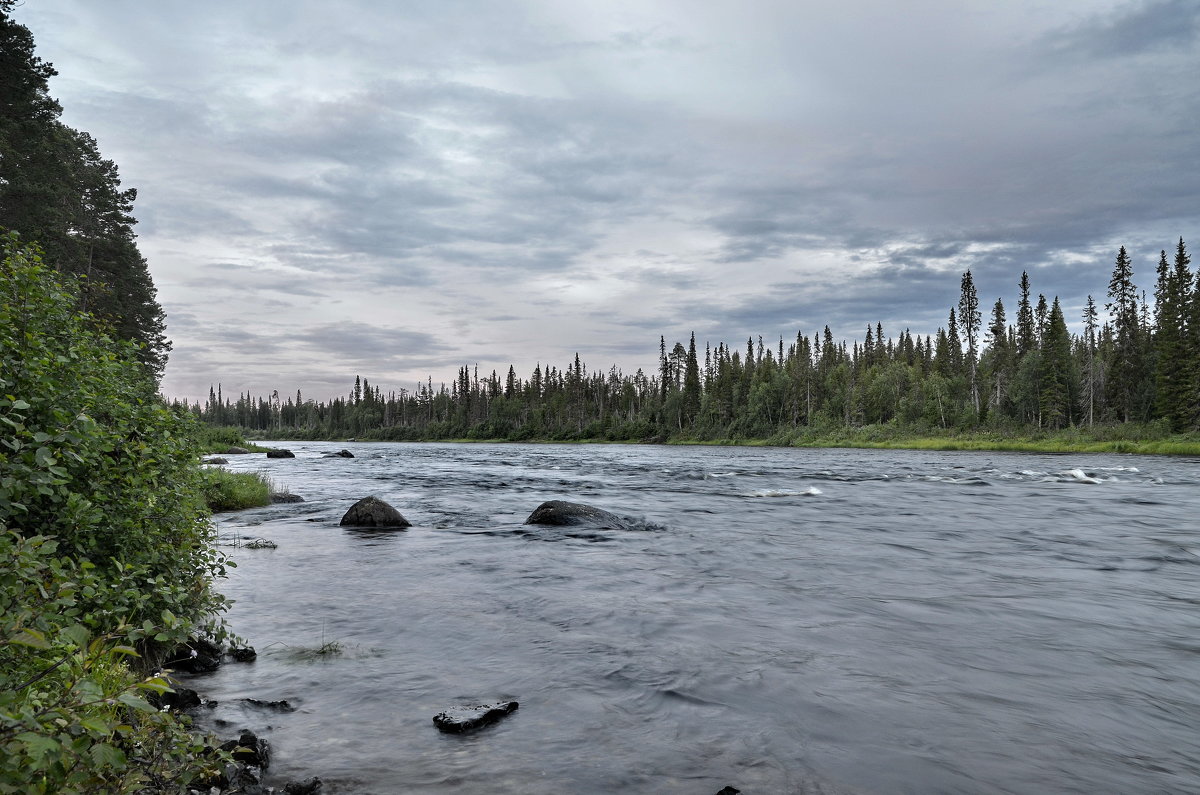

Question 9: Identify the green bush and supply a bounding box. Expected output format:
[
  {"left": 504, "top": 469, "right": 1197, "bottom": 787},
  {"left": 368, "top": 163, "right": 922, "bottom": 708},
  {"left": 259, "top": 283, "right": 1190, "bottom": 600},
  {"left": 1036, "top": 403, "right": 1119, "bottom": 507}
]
[{"left": 0, "top": 236, "right": 232, "bottom": 789}]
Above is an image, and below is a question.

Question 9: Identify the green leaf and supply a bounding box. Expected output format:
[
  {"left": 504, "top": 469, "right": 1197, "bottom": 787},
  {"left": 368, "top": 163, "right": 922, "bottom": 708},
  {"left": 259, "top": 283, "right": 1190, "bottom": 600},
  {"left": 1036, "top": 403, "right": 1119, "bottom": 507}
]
[
  {"left": 61, "top": 624, "right": 90, "bottom": 647},
  {"left": 110, "top": 645, "right": 140, "bottom": 657},
  {"left": 10, "top": 627, "right": 50, "bottom": 649},
  {"left": 89, "top": 742, "right": 127, "bottom": 768},
  {"left": 11, "top": 399, "right": 30, "bottom": 410},
  {"left": 115, "top": 692, "right": 153, "bottom": 712},
  {"left": 13, "top": 732, "right": 59, "bottom": 761}
]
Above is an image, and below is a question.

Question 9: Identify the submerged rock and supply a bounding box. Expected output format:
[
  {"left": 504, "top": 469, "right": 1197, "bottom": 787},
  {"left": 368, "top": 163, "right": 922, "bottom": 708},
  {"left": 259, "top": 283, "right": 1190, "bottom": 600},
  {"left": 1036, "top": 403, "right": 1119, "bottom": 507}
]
[
  {"left": 241, "top": 697, "right": 295, "bottom": 712},
  {"left": 323, "top": 449, "right": 354, "bottom": 458},
  {"left": 524, "top": 500, "right": 628, "bottom": 529},
  {"left": 432, "top": 701, "right": 519, "bottom": 733},
  {"left": 271, "top": 492, "right": 304, "bottom": 503},
  {"left": 266, "top": 449, "right": 295, "bottom": 458},
  {"left": 283, "top": 778, "right": 323, "bottom": 794},
  {"left": 340, "top": 496, "right": 410, "bottom": 528}
]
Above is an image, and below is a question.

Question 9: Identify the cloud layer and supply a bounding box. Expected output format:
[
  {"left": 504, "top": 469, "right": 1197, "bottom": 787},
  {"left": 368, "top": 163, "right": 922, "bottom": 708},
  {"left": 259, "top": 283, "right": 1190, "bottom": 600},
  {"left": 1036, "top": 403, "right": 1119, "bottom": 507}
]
[{"left": 19, "top": 0, "right": 1199, "bottom": 401}]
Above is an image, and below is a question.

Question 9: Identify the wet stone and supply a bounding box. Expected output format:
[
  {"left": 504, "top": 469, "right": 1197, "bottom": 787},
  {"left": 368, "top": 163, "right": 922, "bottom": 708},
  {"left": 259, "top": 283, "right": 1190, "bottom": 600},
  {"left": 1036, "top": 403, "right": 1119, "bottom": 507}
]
[{"left": 432, "top": 701, "right": 519, "bottom": 733}]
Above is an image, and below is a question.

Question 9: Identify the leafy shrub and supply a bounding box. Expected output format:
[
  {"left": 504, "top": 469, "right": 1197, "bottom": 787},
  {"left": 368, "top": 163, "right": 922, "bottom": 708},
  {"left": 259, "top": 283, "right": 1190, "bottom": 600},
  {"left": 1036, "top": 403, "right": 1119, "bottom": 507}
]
[{"left": 0, "top": 237, "right": 232, "bottom": 788}]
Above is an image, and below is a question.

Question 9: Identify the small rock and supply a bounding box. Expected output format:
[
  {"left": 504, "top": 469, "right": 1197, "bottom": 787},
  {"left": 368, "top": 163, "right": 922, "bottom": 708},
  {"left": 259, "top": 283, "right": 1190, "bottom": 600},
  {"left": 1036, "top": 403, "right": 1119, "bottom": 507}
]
[
  {"left": 271, "top": 493, "right": 304, "bottom": 503},
  {"left": 323, "top": 449, "right": 354, "bottom": 458},
  {"left": 340, "top": 496, "right": 410, "bottom": 528},
  {"left": 220, "top": 730, "right": 271, "bottom": 769},
  {"left": 241, "top": 697, "right": 295, "bottom": 712},
  {"left": 283, "top": 778, "right": 323, "bottom": 795},
  {"left": 153, "top": 685, "right": 202, "bottom": 711},
  {"left": 202, "top": 456, "right": 228, "bottom": 465},
  {"left": 225, "top": 446, "right": 251, "bottom": 455},
  {"left": 266, "top": 449, "right": 295, "bottom": 458},
  {"left": 715, "top": 788, "right": 741, "bottom": 795},
  {"left": 432, "top": 701, "right": 519, "bottom": 733},
  {"left": 229, "top": 646, "right": 257, "bottom": 662},
  {"left": 243, "top": 538, "right": 277, "bottom": 549}
]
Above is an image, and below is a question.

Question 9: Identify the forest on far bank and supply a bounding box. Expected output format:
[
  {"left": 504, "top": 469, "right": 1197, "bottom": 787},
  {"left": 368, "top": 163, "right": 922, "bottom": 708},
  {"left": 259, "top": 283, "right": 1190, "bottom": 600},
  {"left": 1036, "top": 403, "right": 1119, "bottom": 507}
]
[{"left": 182, "top": 239, "right": 1200, "bottom": 449}]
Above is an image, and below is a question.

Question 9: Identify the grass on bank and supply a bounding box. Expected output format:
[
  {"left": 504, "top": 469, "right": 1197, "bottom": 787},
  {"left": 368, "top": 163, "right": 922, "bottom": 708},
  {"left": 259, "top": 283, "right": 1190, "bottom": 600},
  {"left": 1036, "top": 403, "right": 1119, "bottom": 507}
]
[{"left": 198, "top": 468, "right": 272, "bottom": 512}]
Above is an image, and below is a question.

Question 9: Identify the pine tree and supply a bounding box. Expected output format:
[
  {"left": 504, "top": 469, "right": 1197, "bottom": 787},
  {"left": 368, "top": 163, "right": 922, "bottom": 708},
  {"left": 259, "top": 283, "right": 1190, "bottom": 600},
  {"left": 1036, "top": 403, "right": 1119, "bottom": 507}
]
[
  {"left": 1152, "top": 242, "right": 1192, "bottom": 428},
  {"left": 1038, "top": 297, "right": 1076, "bottom": 428},
  {"left": 1016, "top": 271, "right": 1036, "bottom": 358},
  {"left": 959, "top": 269, "right": 981, "bottom": 415},
  {"left": 1106, "top": 246, "right": 1144, "bottom": 422}
]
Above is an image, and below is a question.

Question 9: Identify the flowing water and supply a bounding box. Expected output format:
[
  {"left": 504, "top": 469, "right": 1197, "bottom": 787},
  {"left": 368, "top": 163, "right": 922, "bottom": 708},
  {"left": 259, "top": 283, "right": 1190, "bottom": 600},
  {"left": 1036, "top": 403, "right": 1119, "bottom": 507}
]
[{"left": 198, "top": 442, "right": 1200, "bottom": 794}]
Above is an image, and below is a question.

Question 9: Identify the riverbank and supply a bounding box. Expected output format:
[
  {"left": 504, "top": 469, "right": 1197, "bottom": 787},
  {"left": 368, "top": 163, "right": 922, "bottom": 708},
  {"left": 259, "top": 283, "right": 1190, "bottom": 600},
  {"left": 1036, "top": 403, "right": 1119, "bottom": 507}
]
[{"left": 237, "top": 426, "right": 1200, "bottom": 456}]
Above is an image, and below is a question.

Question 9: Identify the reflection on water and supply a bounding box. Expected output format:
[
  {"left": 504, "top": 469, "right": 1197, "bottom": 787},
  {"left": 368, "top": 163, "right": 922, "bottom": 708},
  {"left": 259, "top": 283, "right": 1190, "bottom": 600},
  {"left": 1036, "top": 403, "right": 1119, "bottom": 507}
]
[{"left": 197, "top": 443, "right": 1200, "bottom": 794}]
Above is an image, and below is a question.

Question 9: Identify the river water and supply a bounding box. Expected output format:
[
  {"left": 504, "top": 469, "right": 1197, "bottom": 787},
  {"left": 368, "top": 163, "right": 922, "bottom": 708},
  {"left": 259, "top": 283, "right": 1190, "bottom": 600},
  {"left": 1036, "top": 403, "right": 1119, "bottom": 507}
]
[{"left": 199, "top": 442, "right": 1200, "bottom": 794}]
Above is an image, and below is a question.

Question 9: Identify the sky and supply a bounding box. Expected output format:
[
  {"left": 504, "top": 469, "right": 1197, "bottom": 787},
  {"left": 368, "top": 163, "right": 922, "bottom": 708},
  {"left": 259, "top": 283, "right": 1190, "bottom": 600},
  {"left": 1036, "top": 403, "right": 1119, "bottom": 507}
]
[{"left": 16, "top": 0, "right": 1200, "bottom": 402}]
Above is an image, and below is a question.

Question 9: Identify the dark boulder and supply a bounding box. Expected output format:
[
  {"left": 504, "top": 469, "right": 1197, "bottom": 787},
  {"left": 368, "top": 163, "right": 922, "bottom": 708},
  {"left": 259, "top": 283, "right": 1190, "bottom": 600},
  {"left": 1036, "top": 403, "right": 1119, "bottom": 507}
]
[
  {"left": 266, "top": 449, "right": 295, "bottom": 458},
  {"left": 340, "top": 496, "right": 410, "bottom": 528},
  {"left": 202, "top": 456, "right": 229, "bottom": 465},
  {"left": 715, "top": 788, "right": 741, "bottom": 795},
  {"left": 225, "top": 446, "right": 251, "bottom": 455},
  {"left": 271, "top": 492, "right": 304, "bottom": 503},
  {"left": 152, "top": 684, "right": 202, "bottom": 711},
  {"left": 221, "top": 729, "right": 271, "bottom": 769},
  {"left": 323, "top": 449, "right": 354, "bottom": 458},
  {"left": 229, "top": 646, "right": 257, "bottom": 662},
  {"left": 433, "top": 701, "right": 519, "bottom": 733},
  {"left": 524, "top": 500, "right": 628, "bottom": 529},
  {"left": 166, "top": 637, "right": 222, "bottom": 673}
]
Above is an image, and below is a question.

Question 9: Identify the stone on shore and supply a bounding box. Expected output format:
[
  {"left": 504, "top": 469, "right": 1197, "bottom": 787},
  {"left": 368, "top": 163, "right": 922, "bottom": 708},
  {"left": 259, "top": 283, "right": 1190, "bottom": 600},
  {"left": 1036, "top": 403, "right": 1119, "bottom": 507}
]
[
  {"left": 225, "top": 446, "right": 251, "bottom": 455},
  {"left": 432, "top": 701, "right": 519, "bottom": 733},
  {"left": 266, "top": 449, "right": 295, "bottom": 458},
  {"left": 340, "top": 496, "right": 410, "bottom": 528},
  {"left": 202, "top": 456, "right": 229, "bottom": 464},
  {"left": 221, "top": 729, "right": 271, "bottom": 769}
]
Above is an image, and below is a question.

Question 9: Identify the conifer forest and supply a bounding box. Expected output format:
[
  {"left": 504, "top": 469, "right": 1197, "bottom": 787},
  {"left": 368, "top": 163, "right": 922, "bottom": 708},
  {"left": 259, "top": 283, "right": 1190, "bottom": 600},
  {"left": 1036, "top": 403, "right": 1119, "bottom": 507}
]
[{"left": 185, "top": 239, "right": 1196, "bottom": 444}]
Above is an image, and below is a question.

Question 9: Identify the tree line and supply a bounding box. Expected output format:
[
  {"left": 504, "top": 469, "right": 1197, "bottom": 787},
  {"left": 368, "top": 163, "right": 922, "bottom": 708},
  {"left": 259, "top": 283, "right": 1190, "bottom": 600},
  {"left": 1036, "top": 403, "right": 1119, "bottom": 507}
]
[{"left": 186, "top": 239, "right": 1195, "bottom": 442}]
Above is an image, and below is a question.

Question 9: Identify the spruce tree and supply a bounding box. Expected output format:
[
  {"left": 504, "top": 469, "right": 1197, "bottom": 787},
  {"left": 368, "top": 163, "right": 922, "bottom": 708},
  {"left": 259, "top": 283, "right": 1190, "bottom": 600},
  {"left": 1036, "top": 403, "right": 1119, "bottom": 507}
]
[
  {"left": 959, "top": 269, "right": 981, "bottom": 415},
  {"left": 1106, "top": 246, "right": 1143, "bottom": 422}
]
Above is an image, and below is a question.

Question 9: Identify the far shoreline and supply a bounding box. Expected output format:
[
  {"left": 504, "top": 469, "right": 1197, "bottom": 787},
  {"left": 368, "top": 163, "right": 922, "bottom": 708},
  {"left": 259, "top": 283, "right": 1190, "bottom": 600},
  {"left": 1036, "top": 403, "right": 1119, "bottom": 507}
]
[{"left": 229, "top": 430, "right": 1200, "bottom": 457}]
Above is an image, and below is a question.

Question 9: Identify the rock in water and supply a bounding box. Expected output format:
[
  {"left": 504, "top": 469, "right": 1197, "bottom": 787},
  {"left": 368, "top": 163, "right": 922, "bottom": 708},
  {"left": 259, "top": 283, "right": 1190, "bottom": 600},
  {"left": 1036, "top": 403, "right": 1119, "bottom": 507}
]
[
  {"left": 340, "top": 496, "right": 411, "bottom": 528},
  {"left": 324, "top": 449, "right": 354, "bottom": 458},
  {"left": 225, "top": 446, "right": 251, "bottom": 455},
  {"left": 271, "top": 492, "right": 304, "bottom": 503},
  {"left": 202, "top": 456, "right": 228, "bottom": 464},
  {"left": 524, "top": 500, "right": 627, "bottom": 529},
  {"left": 432, "top": 701, "right": 519, "bottom": 733},
  {"left": 221, "top": 729, "right": 271, "bottom": 769},
  {"left": 266, "top": 449, "right": 295, "bottom": 458}
]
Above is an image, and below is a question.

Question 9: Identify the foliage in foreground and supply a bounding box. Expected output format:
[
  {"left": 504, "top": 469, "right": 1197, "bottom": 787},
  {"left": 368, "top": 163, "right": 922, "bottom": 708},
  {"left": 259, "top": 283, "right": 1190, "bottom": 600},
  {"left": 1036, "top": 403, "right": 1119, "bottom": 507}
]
[{"left": 0, "top": 238, "right": 231, "bottom": 790}]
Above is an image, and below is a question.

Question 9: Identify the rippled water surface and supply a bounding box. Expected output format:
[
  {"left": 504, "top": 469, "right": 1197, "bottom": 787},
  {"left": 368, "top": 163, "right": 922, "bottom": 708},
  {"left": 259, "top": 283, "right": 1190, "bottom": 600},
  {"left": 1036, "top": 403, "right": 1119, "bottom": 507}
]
[{"left": 200, "top": 443, "right": 1200, "bottom": 793}]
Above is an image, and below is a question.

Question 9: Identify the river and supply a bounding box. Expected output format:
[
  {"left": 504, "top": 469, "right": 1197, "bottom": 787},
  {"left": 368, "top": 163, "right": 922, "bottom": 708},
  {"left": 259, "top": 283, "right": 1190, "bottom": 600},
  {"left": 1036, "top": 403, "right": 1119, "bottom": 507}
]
[{"left": 198, "top": 442, "right": 1200, "bottom": 794}]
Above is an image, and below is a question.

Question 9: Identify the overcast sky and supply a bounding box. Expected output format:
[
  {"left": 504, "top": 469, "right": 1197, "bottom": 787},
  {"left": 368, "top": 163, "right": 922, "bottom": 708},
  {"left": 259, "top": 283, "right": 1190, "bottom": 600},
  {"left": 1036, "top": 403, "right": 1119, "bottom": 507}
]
[{"left": 17, "top": 0, "right": 1200, "bottom": 402}]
